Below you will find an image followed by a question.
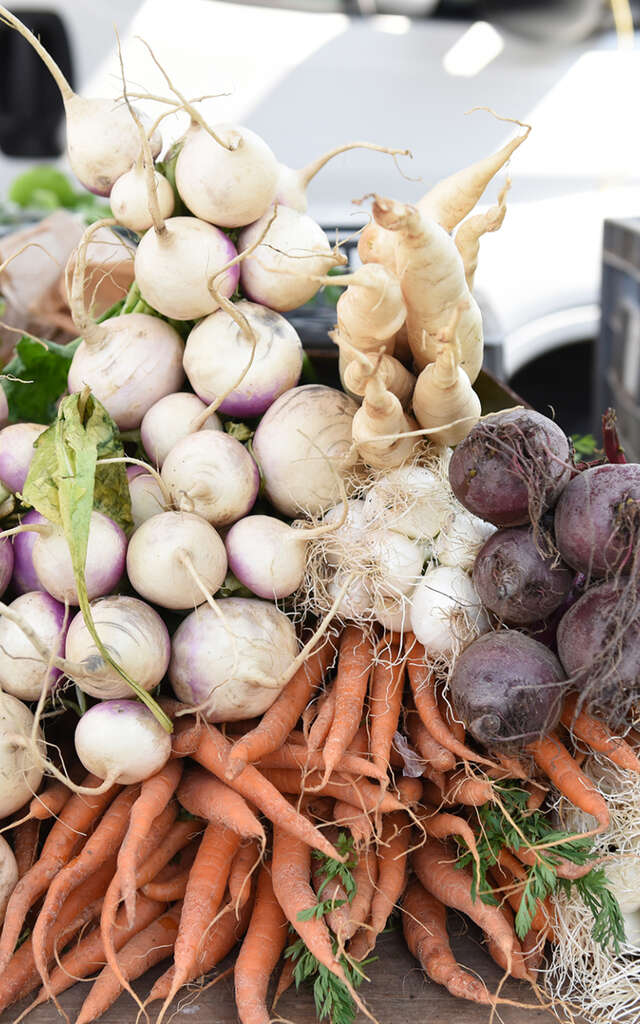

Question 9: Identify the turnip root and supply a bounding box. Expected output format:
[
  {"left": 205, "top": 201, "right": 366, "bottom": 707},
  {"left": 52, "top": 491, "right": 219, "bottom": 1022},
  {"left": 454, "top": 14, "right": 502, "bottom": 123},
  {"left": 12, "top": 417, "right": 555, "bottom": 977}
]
[
  {"left": 0, "top": 692, "right": 44, "bottom": 817},
  {"left": 455, "top": 180, "right": 510, "bottom": 291},
  {"left": 238, "top": 206, "right": 335, "bottom": 312},
  {"left": 410, "top": 565, "right": 489, "bottom": 659},
  {"left": 169, "top": 598, "right": 298, "bottom": 720},
  {"left": 126, "top": 510, "right": 227, "bottom": 610},
  {"left": 110, "top": 163, "right": 175, "bottom": 233},
  {"left": 0, "top": 836, "right": 17, "bottom": 923},
  {"left": 275, "top": 141, "right": 410, "bottom": 212},
  {"left": 134, "top": 216, "right": 239, "bottom": 320},
  {"left": 184, "top": 300, "right": 303, "bottom": 417},
  {"left": 433, "top": 508, "right": 495, "bottom": 572},
  {"left": 140, "top": 392, "right": 222, "bottom": 469},
  {"left": 0, "top": 390, "right": 7, "bottom": 430},
  {"left": 0, "top": 592, "right": 67, "bottom": 700},
  {"left": 252, "top": 385, "right": 357, "bottom": 517},
  {"left": 0, "top": 423, "right": 46, "bottom": 494},
  {"left": 363, "top": 464, "right": 449, "bottom": 542},
  {"left": 321, "top": 499, "right": 367, "bottom": 567},
  {"left": 450, "top": 630, "right": 567, "bottom": 751},
  {"left": 12, "top": 510, "right": 46, "bottom": 595},
  {"left": 67, "top": 220, "right": 184, "bottom": 430},
  {"left": 127, "top": 468, "right": 167, "bottom": 529},
  {"left": 225, "top": 515, "right": 308, "bottom": 599},
  {"left": 352, "top": 367, "right": 417, "bottom": 470},
  {"left": 0, "top": 539, "right": 12, "bottom": 599},
  {"left": 74, "top": 700, "right": 171, "bottom": 785},
  {"left": 32, "top": 511, "right": 127, "bottom": 605},
  {"left": 65, "top": 596, "right": 170, "bottom": 700},
  {"left": 0, "top": 7, "right": 160, "bottom": 195},
  {"left": 448, "top": 409, "right": 572, "bottom": 528},
  {"left": 473, "top": 526, "right": 573, "bottom": 625},
  {"left": 175, "top": 124, "right": 278, "bottom": 228},
  {"left": 555, "top": 463, "right": 640, "bottom": 577},
  {"left": 161, "top": 431, "right": 259, "bottom": 527}
]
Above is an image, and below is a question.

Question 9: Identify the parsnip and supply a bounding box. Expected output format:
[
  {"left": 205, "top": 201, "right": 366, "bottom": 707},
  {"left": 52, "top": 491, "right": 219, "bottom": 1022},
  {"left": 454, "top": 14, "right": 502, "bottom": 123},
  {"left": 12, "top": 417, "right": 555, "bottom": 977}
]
[
  {"left": 455, "top": 179, "right": 510, "bottom": 291},
  {"left": 334, "top": 336, "right": 415, "bottom": 408},
  {"left": 351, "top": 362, "right": 417, "bottom": 469},
  {"left": 412, "top": 311, "right": 481, "bottom": 445}
]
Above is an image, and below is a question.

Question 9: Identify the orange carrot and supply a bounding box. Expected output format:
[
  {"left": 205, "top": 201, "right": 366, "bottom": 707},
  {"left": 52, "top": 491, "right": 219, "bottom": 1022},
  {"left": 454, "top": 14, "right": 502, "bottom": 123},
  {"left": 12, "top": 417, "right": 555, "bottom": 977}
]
[
  {"left": 273, "top": 957, "right": 296, "bottom": 1007},
  {"left": 142, "top": 872, "right": 189, "bottom": 902},
  {"left": 349, "top": 811, "right": 410, "bottom": 960},
  {"left": 229, "top": 839, "right": 261, "bottom": 914},
  {"left": 439, "top": 692, "right": 466, "bottom": 744},
  {"left": 12, "top": 818, "right": 39, "bottom": 879},
  {"left": 235, "top": 862, "right": 288, "bottom": 1024},
  {"left": 407, "top": 645, "right": 494, "bottom": 766},
  {"left": 173, "top": 719, "right": 343, "bottom": 861},
  {"left": 402, "top": 878, "right": 491, "bottom": 1003},
  {"left": 178, "top": 768, "right": 266, "bottom": 844},
  {"left": 28, "top": 779, "right": 72, "bottom": 821},
  {"left": 489, "top": 851, "right": 548, "bottom": 933},
  {"left": 419, "top": 804, "right": 480, "bottom": 871},
  {"left": 443, "top": 769, "right": 494, "bottom": 806},
  {"left": 561, "top": 694, "right": 640, "bottom": 772},
  {"left": 368, "top": 646, "right": 405, "bottom": 781},
  {"left": 484, "top": 902, "right": 532, "bottom": 981},
  {"left": 258, "top": 743, "right": 385, "bottom": 782},
  {"left": 406, "top": 710, "right": 456, "bottom": 772},
  {"left": 323, "top": 627, "right": 374, "bottom": 780},
  {"left": 257, "top": 766, "right": 407, "bottom": 814},
  {"left": 395, "top": 776, "right": 423, "bottom": 806},
  {"left": 118, "top": 758, "right": 183, "bottom": 928},
  {"left": 527, "top": 733, "right": 610, "bottom": 830},
  {"left": 307, "top": 686, "right": 336, "bottom": 752},
  {"left": 0, "top": 775, "right": 119, "bottom": 972},
  {"left": 413, "top": 838, "right": 521, "bottom": 964},
  {"left": 333, "top": 800, "right": 374, "bottom": 848},
  {"left": 76, "top": 903, "right": 182, "bottom": 1024},
  {"left": 227, "top": 640, "right": 336, "bottom": 778},
  {"left": 511, "top": 843, "right": 596, "bottom": 880},
  {"left": 343, "top": 846, "right": 377, "bottom": 941}
]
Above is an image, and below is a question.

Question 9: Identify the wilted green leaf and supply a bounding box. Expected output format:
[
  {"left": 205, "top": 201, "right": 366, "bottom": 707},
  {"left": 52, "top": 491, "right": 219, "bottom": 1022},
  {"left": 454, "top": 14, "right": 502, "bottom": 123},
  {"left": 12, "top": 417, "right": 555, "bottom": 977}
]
[{"left": 1, "top": 336, "right": 80, "bottom": 424}]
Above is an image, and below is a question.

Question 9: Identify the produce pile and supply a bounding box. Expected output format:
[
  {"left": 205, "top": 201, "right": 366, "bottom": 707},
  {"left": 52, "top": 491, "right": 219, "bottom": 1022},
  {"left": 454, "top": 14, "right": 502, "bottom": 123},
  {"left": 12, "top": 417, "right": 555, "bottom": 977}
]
[{"left": 0, "top": 8, "right": 637, "bottom": 1024}]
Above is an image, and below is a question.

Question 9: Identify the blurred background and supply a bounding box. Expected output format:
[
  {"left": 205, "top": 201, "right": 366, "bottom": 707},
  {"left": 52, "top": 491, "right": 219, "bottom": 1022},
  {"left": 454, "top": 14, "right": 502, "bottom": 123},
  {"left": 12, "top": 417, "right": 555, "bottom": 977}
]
[{"left": 1, "top": 0, "right": 639, "bottom": 446}]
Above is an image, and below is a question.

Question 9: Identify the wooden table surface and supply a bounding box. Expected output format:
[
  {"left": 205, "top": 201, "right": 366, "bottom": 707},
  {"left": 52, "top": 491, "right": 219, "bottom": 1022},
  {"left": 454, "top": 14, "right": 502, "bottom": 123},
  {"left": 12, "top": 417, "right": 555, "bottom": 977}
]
[{"left": 1, "top": 923, "right": 560, "bottom": 1024}]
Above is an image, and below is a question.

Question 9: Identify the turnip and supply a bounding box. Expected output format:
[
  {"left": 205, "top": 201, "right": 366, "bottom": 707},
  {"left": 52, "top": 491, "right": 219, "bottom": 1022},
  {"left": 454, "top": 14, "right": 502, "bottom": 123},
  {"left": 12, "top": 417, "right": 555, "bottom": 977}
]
[
  {"left": 0, "top": 592, "right": 67, "bottom": 700},
  {"left": 410, "top": 565, "right": 489, "bottom": 659},
  {"left": 140, "top": 392, "right": 222, "bottom": 469},
  {"left": 0, "top": 836, "right": 17, "bottom": 923},
  {"left": 321, "top": 500, "right": 367, "bottom": 567},
  {"left": 126, "top": 510, "right": 227, "bottom": 610},
  {"left": 31, "top": 511, "right": 127, "bottom": 605},
  {"left": 175, "top": 124, "right": 278, "bottom": 228},
  {"left": 449, "top": 630, "right": 567, "bottom": 751},
  {"left": 473, "top": 526, "right": 573, "bottom": 625},
  {"left": 184, "top": 300, "right": 303, "bottom": 417},
  {"left": 65, "top": 595, "right": 170, "bottom": 700},
  {"left": 554, "top": 463, "right": 640, "bottom": 577},
  {"left": 252, "top": 385, "right": 357, "bottom": 517},
  {"left": 11, "top": 509, "right": 45, "bottom": 595},
  {"left": 110, "top": 163, "right": 174, "bottom": 233},
  {"left": 0, "top": 692, "right": 44, "bottom": 817},
  {"left": 74, "top": 700, "right": 171, "bottom": 784},
  {"left": 0, "top": 423, "right": 46, "bottom": 494},
  {"left": 127, "top": 467, "right": 168, "bottom": 529},
  {"left": 169, "top": 597, "right": 298, "bottom": 720},
  {"left": 448, "top": 409, "right": 572, "bottom": 528},
  {"left": 67, "top": 220, "right": 185, "bottom": 430},
  {"left": 434, "top": 508, "right": 496, "bottom": 573},
  {"left": 363, "top": 464, "right": 449, "bottom": 542},
  {"left": 0, "top": 389, "right": 7, "bottom": 430},
  {"left": 326, "top": 570, "right": 372, "bottom": 622},
  {"left": 0, "top": 539, "right": 12, "bottom": 599},
  {"left": 161, "top": 431, "right": 259, "bottom": 527},
  {"left": 0, "top": 7, "right": 160, "bottom": 195},
  {"left": 238, "top": 206, "right": 335, "bottom": 312}
]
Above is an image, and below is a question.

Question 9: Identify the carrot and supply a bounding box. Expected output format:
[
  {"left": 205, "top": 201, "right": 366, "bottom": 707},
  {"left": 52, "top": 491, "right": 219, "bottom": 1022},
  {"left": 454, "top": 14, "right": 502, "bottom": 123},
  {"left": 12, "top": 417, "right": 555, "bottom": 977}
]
[
  {"left": 511, "top": 843, "right": 596, "bottom": 881},
  {"left": 342, "top": 845, "right": 378, "bottom": 942},
  {"left": 227, "top": 640, "right": 336, "bottom": 778},
  {"left": 273, "top": 957, "right": 296, "bottom": 1007},
  {"left": 527, "top": 733, "right": 610, "bottom": 830},
  {"left": 75, "top": 903, "right": 182, "bottom": 1024},
  {"left": 134, "top": 814, "right": 201, "bottom": 887},
  {"left": 32, "top": 785, "right": 140, "bottom": 994},
  {"left": 484, "top": 903, "right": 532, "bottom": 981},
  {"left": 413, "top": 838, "right": 521, "bottom": 965},
  {"left": 349, "top": 811, "right": 410, "bottom": 960},
  {"left": 368, "top": 645, "right": 405, "bottom": 781},
  {"left": 258, "top": 743, "right": 385, "bottom": 782},
  {"left": 29, "top": 779, "right": 72, "bottom": 821},
  {"left": 489, "top": 851, "right": 549, "bottom": 934},
  {"left": 173, "top": 719, "right": 343, "bottom": 862},
  {"left": 402, "top": 878, "right": 491, "bottom": 1003},
  {"left": 157, "top": 823, "right": 241, "bottom": 1020},
  {"left": 333, "top": 800, "right": 374, "bottom": 848},
  {"left": 257, "top": 766, "right": 407, "bottom": 814},
  {"left": 142, "top": 871, "right": 189, "bottom": 902},
  {"left": 235, "top": 862, "right": 288, "bottom": 1024},
  {"left": 439, "top": 693, "right": 466, "bottom": 745},
  {"left": 178, "top": 768, "right": 266, "bottom": 844},
  {"left": 323, "top": 626, "right": 374, "bottom": 781},
  {"left": 229, "top": 839, "right": 261, "bottom": 914},
  {"left": 395, "top": 776, "right": 423, "bottom": 806},
  {"left": 442, "top": 769, "right": 494, "bottom": 806},
  {"left": 117, "top": 758, "right": 183, "bottom": 928},
  {"left": 307, "top": 686, "right": 336, "bottom": 751},
  {"left": 0, "top": 774, "right": 119, "bottom": 972},
  {"left": 12, "top": 818, "right": 39, "bottom": 878},
  {"left": 310, "top": 826, "right": 352, "bottom": 938},
  {"left": 561, "top": 694, "right": 640, "bottom": 772},
  {"left": 419, "top": 804, "right": 480, "bottom": 873},
  {"left": 406, "top": 710, "right": 456, "bottom": 772},
  {"left": 407, "top": 648, "right": 494, "bottom": 766}
]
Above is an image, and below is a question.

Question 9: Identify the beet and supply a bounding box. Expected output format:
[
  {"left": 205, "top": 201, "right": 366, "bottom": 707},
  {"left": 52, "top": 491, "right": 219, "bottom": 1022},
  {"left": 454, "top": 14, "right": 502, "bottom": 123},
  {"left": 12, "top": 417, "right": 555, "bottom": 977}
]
[
  {"left": 449, "top": 630, "right": 567, "bottom": 751},
  {"left": 554, "top": 463, "right": 640, "bottom": 577},
  {"left": 472, "top": 526, "right": 573, "bottom": 625},
  {"left": 556, "top": 578, "right": 640, "bottom": 720},
  {"left": 448, "top": 409, "right": 571, "bottom": 528}
]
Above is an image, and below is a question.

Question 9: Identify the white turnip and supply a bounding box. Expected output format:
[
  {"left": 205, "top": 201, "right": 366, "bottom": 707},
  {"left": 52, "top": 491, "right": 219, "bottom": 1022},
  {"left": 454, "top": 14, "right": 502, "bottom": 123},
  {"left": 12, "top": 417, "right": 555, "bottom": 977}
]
[
  {"left": 0, "top": 692, "right": 44, "bottom": 817},
  {"left": 140, "top": 392, "right": 222, "bottom": 469},
  {"left": 12, "top": 510, "right": 46, "bottom": 595},
  {"left": 32, "top": 511, "right": 127, "bottom": 605},
  {"left": 225, "top": 516, "right": 307, "bottom": 599},
  {"left": 0, "top": 836, "right": 17, "bottom": 923},
  {"left": 410, "top": 565, "right": 488, "bottom": 658},
  {"left": 161, "top": 431, "right": 259, "bottom": 527},
  {"left": 0, "top": 390, "right": 7, "bottom": 430},
  {"left": 74, "top": 700, "right": 171, "bottom": 784},
  {"left": 0, "top": 540, "right": 12, "bottom": 599},
  {"left": 0, "top": 592, "right": 67, "bottom": 700},
  {"left": 0, "top": 423, "right": 46, "bottom": 494},
  {"left": 184, "top": 300, "right": 303, "bottom": 417},
  {"left": 127, "top": 467, "right": 167, "bottom": 529},
  {"left": 169, "top": 597, "right": 298, "bottom": 720},
  {"left": 110, "top": 164, "right": 174, "bottom": 233}
]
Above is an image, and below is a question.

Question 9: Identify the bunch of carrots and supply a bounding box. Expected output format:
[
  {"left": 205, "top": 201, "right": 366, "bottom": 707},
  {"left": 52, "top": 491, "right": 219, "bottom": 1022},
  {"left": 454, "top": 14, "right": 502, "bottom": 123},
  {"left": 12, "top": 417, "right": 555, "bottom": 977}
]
[{"left": 0, "top": 624, "right": 635, "bottom": 1024}]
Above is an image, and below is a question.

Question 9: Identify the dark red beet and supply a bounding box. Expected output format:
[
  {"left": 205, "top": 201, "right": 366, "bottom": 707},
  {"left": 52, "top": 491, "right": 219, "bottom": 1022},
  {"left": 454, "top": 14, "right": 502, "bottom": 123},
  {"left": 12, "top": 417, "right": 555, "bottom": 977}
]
[
  {"left": 554, "top": 463, "right": 640, "bottom": 577},
  {"left": 472, "top": 526, "right": 573, "bottom": 625},
  {"left": 449, "top": 630, "right": 567, "bottom": 751},
  {"left": 448, "top": 409, "right": 571, "bottom": 527},
  {"left": 556, "top": 578, "right": 640, "bottom": 720}
]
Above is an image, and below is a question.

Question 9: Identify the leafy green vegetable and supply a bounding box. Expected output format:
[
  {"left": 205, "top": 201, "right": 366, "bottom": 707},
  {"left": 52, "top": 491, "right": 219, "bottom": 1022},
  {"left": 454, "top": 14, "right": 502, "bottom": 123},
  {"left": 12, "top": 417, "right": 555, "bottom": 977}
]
[
  {"left": 571, "top": 433, "right": 599, "bottom": 458},
  {"left": 224, "top": 421, "right": 254, "bottom": 443},
  {"left": 561, "top": 868, "right": 626, "bottom": 953},
  {"left": 312, "top": 833, "right": 357, "bottom": 900},
  {"left": 1, "top": 336, "right": 80, "bottom": 424},
  {"left": 7, "top": 166, "right": 110, "bottom": 222},
  {"left": 22, "top": 390, "right": 170, "bottom": 732}
]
